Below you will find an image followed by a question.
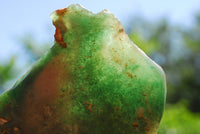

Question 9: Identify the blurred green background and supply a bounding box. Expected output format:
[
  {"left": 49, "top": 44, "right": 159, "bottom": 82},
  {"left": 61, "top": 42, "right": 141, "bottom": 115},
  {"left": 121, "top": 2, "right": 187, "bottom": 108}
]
[{"left": 0, "top": 1, "right": 200, "bottom": 133}]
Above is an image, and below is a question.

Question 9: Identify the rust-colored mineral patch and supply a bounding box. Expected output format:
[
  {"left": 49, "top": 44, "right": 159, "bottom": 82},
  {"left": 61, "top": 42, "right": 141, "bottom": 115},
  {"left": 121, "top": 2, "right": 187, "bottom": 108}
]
[
  {"left": 13, "top": 127, "right": 20, "bottom": 132},
  {"left": 127, "top": 72, "right": 133, "bottom": 79},
  {"left": 81, "top": 88, "right": 85, "bottom": 91},
  {"left": 54, "top": 26, "right": 67, "bottom": 48},
  {"left": 56, "top": 8, "right": 68, "bottom": 16},
  {"left": 84, "top": 101, "right": 94, "bottom": 113},
  {"left": 116, "top": 107, "right": 120, "bottom": 110},
  {"left": 131, "top": 121, "right": 139, "bottom": 128},
  {"left": 136, "top": 107, "right": 152, "bottom": 132},
  {"left": 53, "top": 9, "right": 68, "bottom": 48},
  {"left": 118, "top": 28, "right": 124, "bottom": 33},
  {"left": 137, "top": 107, "right": 145, "bottom": 119},
  {"left": 0, "top": 117, "right": 8, "bottom": 125}
]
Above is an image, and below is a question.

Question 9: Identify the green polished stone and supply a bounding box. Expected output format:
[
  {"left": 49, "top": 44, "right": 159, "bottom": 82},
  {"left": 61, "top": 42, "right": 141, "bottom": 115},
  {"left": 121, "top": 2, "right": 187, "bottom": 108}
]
[{"left": 0, "top": 4, "right": 166, "bottom": 134}]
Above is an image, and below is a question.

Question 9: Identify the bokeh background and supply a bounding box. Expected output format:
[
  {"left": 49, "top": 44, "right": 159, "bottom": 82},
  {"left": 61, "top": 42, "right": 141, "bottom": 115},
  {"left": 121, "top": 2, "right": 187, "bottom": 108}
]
[{"left": 0, "top": 0, "right": 200, "bottom": 133}]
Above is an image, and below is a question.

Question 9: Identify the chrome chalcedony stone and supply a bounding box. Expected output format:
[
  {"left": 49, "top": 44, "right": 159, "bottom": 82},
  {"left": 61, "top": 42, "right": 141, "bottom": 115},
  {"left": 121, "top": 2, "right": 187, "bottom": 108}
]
[{"left": 0, "top": 4, "right": 166, "bottom": 134}]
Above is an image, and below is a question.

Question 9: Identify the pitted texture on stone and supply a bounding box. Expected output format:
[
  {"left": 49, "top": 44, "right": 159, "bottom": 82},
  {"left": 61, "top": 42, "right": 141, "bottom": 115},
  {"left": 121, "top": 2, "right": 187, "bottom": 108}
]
[{"left": 0, "top": 4, "right": 166, "bottom": 134}]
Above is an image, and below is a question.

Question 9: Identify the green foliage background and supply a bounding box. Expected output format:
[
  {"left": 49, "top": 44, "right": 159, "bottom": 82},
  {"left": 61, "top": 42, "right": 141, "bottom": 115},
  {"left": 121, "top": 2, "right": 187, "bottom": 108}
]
[{"left": 0, "top": 10, "right": 200, "bottom": 134}]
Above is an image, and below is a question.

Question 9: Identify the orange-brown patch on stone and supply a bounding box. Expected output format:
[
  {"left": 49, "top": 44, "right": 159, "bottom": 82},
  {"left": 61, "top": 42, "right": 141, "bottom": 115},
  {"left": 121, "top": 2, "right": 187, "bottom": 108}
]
[
  {"left": 53, "top": 14, "right": 67, "bottom": 48},
  {"left": 87, "top": 105, "right": 93, "bottom": 112},
  {"left": 118, "top": 28, "right": 124, "bottom": 33},
  {"left": 143, "top": 117, "right": 151, "bottom": 132},
  {"left": 116, "top": 107, "right": 120, "bottom": 110},
  {"left": 21, "top": 53, "right": 72, "bottom": 132},
  {"left": 137, "top": 107, "right": 145, "bottom": 119},
  {"left": 0, "top": 117, "right": 8, "bottom": 125},
  {"left": 84, "top": 101, "right": 94, "bottom": 113},
  {"left": 131, "top": 121, "right": 139, "bottom": 128},
  {"left": 13, "top": 127, "right": 20, "bottom": 131},
  {"left": 2, "top": 130, "right": 6, "bottom": 134},
  {"left": 54, "top": 26, "right": 67, "bottom": 48},
  {"left": 127, "top": 72, "right": 133, "bottom": 79},
  {"left": 56, "top": 8, "right": 68, "bottom": 16},
  {"left": 125, "top": 63, "right": 128, "bottom": 68},
  {"left": 136, "top": 107, "right": 152, "bottom": 132},
  {"left": 32, "top": 57, "right": 63, "bottom": 103}
]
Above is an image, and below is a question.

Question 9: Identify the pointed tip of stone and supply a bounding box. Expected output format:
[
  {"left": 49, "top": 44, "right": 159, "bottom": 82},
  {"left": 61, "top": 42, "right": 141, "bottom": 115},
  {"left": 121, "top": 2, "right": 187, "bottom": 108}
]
[
  {"left": 50, "top": 4, "right": 116, "bottom": 21},
  {"left": 50, "top": 4, "right": 94, "bottom": 23},
  {"left": 98, "top": 9, "right": 112, "bottom": 14},
  {"left": 69, "top": 4, "right": 87, "bottom": 10},
  {"left": 69, "top": 4, "right": 113, "bottom": 16}
]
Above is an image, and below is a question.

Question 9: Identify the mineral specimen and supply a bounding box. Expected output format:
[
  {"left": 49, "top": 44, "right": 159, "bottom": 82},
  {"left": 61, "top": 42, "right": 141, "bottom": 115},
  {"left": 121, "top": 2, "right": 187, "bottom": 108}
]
[{"left": 0, "top": 4, "right": 166, "bottom": 134}]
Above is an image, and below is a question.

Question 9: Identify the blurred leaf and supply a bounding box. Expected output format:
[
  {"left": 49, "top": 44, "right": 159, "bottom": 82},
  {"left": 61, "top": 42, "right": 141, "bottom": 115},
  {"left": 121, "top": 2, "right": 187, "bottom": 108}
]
[
  {"left": 0, "top": 56, "right": 17, "bottom": 90},
  {"left": 158, "top": 101, "right": 200, "bottom": 134},
  {"left": 129, "top": 33, "right": 160, "bottom": 55},
  {"left": 19, "top": 34, "right": 51, "bottom": 61}
]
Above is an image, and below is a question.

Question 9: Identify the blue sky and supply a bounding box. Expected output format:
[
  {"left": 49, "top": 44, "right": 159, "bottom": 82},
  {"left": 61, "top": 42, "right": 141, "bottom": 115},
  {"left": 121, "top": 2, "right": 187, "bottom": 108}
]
[{"left": 0, "top": 0, "right": 199, "bottom": 62}]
